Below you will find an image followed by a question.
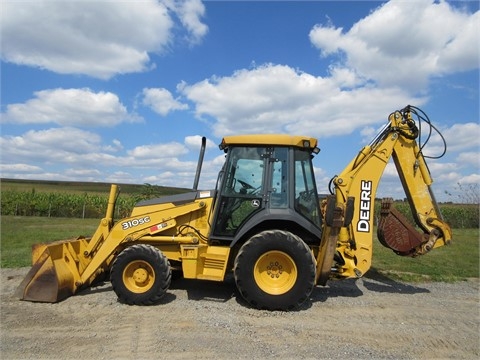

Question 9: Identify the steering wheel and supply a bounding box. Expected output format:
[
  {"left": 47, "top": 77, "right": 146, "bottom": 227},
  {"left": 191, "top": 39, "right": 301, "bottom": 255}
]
[{"left": 237, "top": 179, "right": 255, "bottom": 190}]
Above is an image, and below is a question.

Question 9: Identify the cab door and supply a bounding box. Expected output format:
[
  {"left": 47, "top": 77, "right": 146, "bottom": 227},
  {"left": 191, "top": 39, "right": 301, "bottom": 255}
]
[{"left": 212, "top": 146, "right": 267, "bottom": 237}]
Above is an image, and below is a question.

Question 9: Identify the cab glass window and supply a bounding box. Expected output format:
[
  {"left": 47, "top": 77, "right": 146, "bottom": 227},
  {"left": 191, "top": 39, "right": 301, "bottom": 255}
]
[
  {"left": 294, "top": 149, "right": 321, "bottom": 226},
  {"left": 214, "top": 147, "right": 265, "bottom": 236}
]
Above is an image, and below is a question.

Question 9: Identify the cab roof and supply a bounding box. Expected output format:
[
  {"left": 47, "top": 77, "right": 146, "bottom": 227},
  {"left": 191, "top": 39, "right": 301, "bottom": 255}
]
[{"left": 219, "top": 134, "right": 319, "bottom": 152}]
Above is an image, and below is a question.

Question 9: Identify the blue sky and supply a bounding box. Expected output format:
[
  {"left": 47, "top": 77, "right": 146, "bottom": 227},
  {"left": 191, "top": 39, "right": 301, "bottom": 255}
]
[{"left": 1, "top": 0, "right": 479, "bottom": 202}]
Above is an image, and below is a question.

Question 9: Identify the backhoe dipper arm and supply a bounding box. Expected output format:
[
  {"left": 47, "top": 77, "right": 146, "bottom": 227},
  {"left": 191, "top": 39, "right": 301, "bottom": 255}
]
[
  {"left": 381, "top": 109, "right": 452, "bottom": 256},
  {"left": 318, "top": 106, "right": 452, "bottom": 282}
]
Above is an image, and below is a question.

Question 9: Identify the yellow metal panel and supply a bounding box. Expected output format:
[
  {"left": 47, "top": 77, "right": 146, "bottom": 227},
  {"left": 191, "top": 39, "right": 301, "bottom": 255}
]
[
  {"left": 180, "top": 245, "right": 230, "bottom": 280},
  {"left": 200, "top": 246, "right": 230, "bottom": 279},
  {"left": 181, "top": 245, "right": 200, "bottom": 278},
  {"left": 221, "top": 134, "right": 318, "bottom": 150}
]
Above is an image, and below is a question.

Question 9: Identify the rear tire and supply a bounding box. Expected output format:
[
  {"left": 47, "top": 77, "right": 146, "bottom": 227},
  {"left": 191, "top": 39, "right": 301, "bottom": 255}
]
[
  {"left": 111, "top": 244, "right": 171, "bottom": 305},
  {"left": 234, "top": 230, "right": 315, "bottom": 310}
]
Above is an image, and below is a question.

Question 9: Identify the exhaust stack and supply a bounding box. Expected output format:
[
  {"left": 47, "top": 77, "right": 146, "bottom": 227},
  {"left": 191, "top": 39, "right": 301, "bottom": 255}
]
[{"left": 193, "top": 136, "right": 206, "bottom": 190}]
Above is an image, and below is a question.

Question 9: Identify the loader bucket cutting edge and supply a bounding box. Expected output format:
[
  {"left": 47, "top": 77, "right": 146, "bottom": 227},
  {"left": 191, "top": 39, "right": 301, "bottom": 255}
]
[{"left": 15, "top": 238, "right": 90, "bottom": 303}]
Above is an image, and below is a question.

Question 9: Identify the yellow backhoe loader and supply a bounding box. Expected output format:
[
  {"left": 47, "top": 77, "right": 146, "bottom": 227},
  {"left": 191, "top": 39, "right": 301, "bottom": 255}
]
[{"left": 16, "top": 106, "right": 452, "bottom": 310}]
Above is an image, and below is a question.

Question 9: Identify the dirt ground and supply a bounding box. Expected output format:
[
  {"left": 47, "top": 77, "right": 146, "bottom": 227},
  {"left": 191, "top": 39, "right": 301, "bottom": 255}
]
[{"left": 1, "top": 267, "right": 479, "bottom": 360}]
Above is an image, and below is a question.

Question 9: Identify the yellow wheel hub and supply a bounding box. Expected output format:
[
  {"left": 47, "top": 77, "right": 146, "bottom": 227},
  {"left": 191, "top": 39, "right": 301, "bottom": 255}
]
[
  {"left": 123, "top": 260, "right": 155, "bottom": 293},
  {"left": 254, "top": 251, "right": 297, "bottom": 295}
]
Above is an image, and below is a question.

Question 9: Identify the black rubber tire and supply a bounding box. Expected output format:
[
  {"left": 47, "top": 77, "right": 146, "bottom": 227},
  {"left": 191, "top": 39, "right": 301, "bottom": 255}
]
[
  {"left": 110, "top": 244, "right": 171, "bottom": 305},
  {"left": 234, "top": 230, "right": 315, "bottom": 311}
]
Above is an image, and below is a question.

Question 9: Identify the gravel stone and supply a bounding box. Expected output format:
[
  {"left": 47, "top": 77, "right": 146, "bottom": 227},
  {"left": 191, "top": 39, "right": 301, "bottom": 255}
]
[{"left": 1, "top": 267, "right": 479, "bottom": 359}]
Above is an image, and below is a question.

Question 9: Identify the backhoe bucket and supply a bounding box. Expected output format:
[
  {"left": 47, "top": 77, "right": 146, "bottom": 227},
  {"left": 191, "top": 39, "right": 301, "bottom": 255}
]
[
  {"left": 15, "top": 237, "right": 92, "bottom": 303},
  {"left": 377, "top": 199, "right": 431, "bottom": 257}
]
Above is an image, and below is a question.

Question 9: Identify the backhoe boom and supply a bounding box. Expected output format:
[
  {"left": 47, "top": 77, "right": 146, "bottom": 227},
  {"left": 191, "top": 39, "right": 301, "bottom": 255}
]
[{"left": 317, "top": 106, "right": 452, "bottom": 282}]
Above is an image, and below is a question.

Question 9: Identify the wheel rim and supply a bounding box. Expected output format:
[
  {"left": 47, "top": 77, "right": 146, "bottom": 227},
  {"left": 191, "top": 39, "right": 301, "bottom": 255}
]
[
  {"left": 253, "top": 250, "right": 297, "bottom": 295},
  {"left": 122, "top": 260, "right": 155, "bottom": 294}
]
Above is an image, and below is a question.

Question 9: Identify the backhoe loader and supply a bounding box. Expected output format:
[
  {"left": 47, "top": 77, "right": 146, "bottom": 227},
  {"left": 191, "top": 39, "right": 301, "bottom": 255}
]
[{"left": 16, "top": 105, "right": 452, "bottom": 310}]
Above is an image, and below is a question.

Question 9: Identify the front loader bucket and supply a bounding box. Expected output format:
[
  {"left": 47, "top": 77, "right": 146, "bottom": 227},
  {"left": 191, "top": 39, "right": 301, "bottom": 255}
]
[
  {"left": 16, "top": 185, "right": 118, "bottom": 303},
  {"left": 15, "top": 237, "right": 92, "bottom": 303}
]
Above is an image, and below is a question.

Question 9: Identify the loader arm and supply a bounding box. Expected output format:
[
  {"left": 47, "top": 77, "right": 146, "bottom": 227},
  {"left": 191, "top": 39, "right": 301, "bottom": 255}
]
[
  {"left": 316, "top": 106, "right": 452, "bottom": 283},
  {"left": 16, "top": 187, "right": 210, "bottom": 303}
]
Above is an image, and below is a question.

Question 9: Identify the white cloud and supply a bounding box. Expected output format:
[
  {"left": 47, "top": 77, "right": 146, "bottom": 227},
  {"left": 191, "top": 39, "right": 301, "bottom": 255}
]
[
  {"left": 142, "top": 88, "right": 188, "bottom": 116},
  {"left": 456, "top": 152, "right": 480, "bottom": 167},
  {"left": 0, "top": 163, "right": 43, "bottom": 174},
  {"left": 127, "top": 142, "right": 188, "bottom": 159},
  {"left": 139, "top": 154, "right": 224, "bottom": 190},
  {"left": 360, "top": 126, "right": 377, "bottom": 143},
  {"left": 424, "top": 122, "right": 480, "bottom": 157},
  {"left": 181, "top": 63, "right": 420, "bottom": 138},
  {"left": 0, "top": 0, "right": 208, "bottom": 78},
  {"left": 458, "top": 173, "right": 480, "bottom": 184},
  {"left": 436, "top": 10, "right": 480, "bottom": 72},
  {"left": 0, "top": 0, "right": 476, "bottom": 197},
  {"left": 309, "top": 0, "right": 479, "bottom": 90},
  {"left": 106, "top": 171, "right": 137, "bottom": 184},
  {"left": 103, "top": 139, "right": 124, "bottom": 153},
  {"left": 64, "top": 168, "right": 102, "bottom": 178},
  {"left": 165, "top": 0, "right": 208, "bottom": 44},
  {"left": 0, "top": 127, "right": 103, "bottom": 164},
  {"left": 442, "top": 123, "right": 480, "bottom": 152},
  {"left": 0, "top": 127, "right": 203, "bottom": 186},
  {"left": 1, "top": 88, "right": 138, "bottom": 127}
]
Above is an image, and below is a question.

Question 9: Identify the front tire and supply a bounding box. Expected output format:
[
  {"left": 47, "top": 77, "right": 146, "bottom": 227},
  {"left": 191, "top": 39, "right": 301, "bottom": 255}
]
[
  {"left": 234, "top": 230, "right": 315, "bottom": 310},
  {"left": 111, "top": 244, "right": 171, "bottom": 305}
]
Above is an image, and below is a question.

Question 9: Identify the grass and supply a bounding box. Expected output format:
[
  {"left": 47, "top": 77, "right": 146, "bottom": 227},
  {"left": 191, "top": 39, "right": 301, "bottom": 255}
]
[
  {"left": 372, "top": 227, "right": 479, "bottom": 282},
  {"left": 1, "top": 215, "right": 478, "bottom": 282},
  {"left": 1, "top": 216, "right": 99, "bottom": 267}
]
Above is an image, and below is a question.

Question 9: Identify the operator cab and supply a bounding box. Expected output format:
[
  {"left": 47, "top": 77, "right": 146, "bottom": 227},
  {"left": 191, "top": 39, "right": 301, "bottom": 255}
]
[{"left": 211, "top": 135, "right": 322, "bottom": 242}]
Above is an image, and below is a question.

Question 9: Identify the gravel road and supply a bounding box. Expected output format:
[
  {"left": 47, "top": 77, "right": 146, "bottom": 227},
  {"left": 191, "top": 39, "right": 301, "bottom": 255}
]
[{"left": 1, "top": 267, "right": 479, "bottom": 359}]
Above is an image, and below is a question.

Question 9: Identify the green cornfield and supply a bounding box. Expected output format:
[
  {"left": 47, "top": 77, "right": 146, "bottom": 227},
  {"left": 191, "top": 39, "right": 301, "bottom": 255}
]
[
  {"left": 0, "top": 189, "right": 137, "bottom": 219},
  {"left": 0, "top": 187, "right": 478, "bottom": 228},
  {"left": 0, "top": 181, "right": 189, "bottom": 219},
  {"left": 377, "top": 201, "right": 479, "bottom": 229}
]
